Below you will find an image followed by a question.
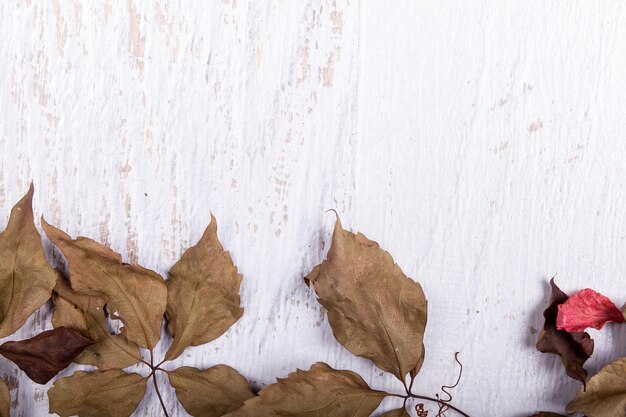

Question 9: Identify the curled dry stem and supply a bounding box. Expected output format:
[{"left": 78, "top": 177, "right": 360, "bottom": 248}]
[{"left": 386, "top": 352, "right": 469, "bottom": 417}]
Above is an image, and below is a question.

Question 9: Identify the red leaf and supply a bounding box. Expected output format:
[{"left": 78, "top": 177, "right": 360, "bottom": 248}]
[{"left": 557, "top": 288, "right": 625, "bottom": 332}]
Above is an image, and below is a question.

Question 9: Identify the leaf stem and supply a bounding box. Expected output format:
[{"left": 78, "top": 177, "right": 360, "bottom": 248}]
[
  {"left": 152, "top": 372, "right": 170, "bottom": 417},
  {"left": 385, "top": 393, "right": 470, "bottom": 417},
  {"left": 407, "top": 373, "right": 416, "bottom": 395},
  {"left": 411, "top": 394, "right": 469, "bottom": 417},
  {"left": 149, "top": 349, "right": 170, "bottom": 417}
]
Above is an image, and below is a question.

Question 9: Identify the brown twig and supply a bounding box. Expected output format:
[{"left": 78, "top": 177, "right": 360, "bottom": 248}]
[{"left": 149, "top": 350, "right": 170, "bottom": 417}]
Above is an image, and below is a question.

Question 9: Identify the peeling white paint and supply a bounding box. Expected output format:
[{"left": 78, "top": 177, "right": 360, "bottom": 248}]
[{"left": 1, "top": 1, "right": 626, "bottom": 416}]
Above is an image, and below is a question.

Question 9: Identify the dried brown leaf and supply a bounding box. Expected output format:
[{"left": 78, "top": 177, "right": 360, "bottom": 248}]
[
  {"left": 411, "top": 344, "right": 426, "bottom": 379},
  {"left": 0, "top": 379, "right": 8, "bottom": 417},
  {"left": 0, "top": 327, "right": 92, "bottom": 384},
  {"left": 0, "top": 185, "right": 58, "bottom": 338},
  {"left": 305, "top": 217, "right": 428, "bottom": 380},
  {"left": 169, "top": 365, "right": 254, "bottom": 417},
  {"left": 536, "top": 278, "right": 594, "bottom": 386},
  {"left": 52, "top": 276, "right": 142, "bottom": 369},
  {"left": 224, "top": 362, "right": 384, "bottom": 417},
  {"left": 567, "top": 356, "right": 626, "bottom": 417},
  {"left": 165, "top": 216, "right": 244, "bottom": 360},
  {"left": 381, "top": 408, "right": 410, "bottom": 417},
  {"left": 48, "top": 370, "right": 147, "bottom": 417},
  {"left": 42, "top": 219, "right": 167, "bottom": 349}
]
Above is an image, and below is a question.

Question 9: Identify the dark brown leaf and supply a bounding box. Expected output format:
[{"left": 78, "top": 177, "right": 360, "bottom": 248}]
[
  {"left": 0, "top": 184, "right": 58, "bottom": 338},
  {"left": 48, "top": 370, "right": 147, "bottom": 417},
  {"left": 169, "top": 365, "right": 254, "bottom": 417},
  {"left": 0, "top": 379, "right": 8, "bottom": 417},
  {"left": 536, "top": 278, "right": 594, "bottom": 386},
  {"left": 305, "top": 217, "right": 427, "bottom": 380},
  {"left": 42, "top": 219, "right": 167, "bottom": 349},
  {"left": 0, "top": 327, "right": 93, "bottom": 384},
  {"left": 51, "top": 276, "right": 142, "bottom": 370},
  {"left": 224, "top": 362, "right": 385, "bottom": 417},
  {"left": 165, "top": 216, "right": 244, "bottom": 361},
  {"left": 567, "top": 357, "right": 626, "bottom": 417}
]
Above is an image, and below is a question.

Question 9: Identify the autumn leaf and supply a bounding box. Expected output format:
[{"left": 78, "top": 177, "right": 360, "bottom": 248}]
[
  {"left": 411, "top": 344, "right": 426, "bottom": 379},
  {"left": 224, "top": 362, "right": 385, "bottom": 417},
  {"left": 557, "top": 288, "right": 626, "bottom": 332},
  {"left": 381, "top": 408, "right": 410, "bottom": 417},
  {"left": 567, "top": 356, "right": 626, "bottom": 417},
  {"left": 42, "top": 219, "right": 167, "bottom": 349},
  {"left": 51, "top": 275, "right": 142, "bottom": 369},
  {"left": 0, "top": 379, "right": 8, "bottom": 417},
  {"left": 0, "top": 184, "right": 58, "bottom": 338},
  {"left": 0, "top": 327, "right": 92, "bottom": 384},
  {"left": 305, "top": 217, "right": 427, "bottom": 380},
  {"left": 169, "top": 365, "right": 254, "bottom": 417},
  {"left": 165, "top": 215, "right": 244, "bottom": 361},
  {"left": 42, "top": 214, "right": 253, "bottom": 417},
  {"left": 48, "top": 370, "right": 147, "bottom": 417},
  {"left": 536, "top": 278, "right": 594, "bottom": 386}
]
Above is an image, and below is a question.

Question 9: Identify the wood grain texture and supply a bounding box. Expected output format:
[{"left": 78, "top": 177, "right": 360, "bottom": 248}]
[{"left": 1, "top": 1, "right": 626, "bottom": 415}]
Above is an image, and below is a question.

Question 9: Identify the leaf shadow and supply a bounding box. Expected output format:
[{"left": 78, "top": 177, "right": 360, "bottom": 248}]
[{"left": 524, "top": 278, "right": 551, "bottom": 349}]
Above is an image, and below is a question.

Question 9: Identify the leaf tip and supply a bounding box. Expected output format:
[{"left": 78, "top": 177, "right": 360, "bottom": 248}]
[{"left": 325, "top": 208, "right": 342, "bottom": 229}]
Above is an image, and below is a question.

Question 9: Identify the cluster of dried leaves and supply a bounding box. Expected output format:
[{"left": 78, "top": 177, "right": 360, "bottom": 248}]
[
  {"left": 532, "top": 278, "right": 626, "bottom": 417},
  {"left": 0, "top": 186, "right": 468, "bottom": 417}
]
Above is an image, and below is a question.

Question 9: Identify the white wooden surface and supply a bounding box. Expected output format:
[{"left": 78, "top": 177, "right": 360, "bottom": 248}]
[{"left": 2, "top": 1, "right": 626, "bottom": 416}]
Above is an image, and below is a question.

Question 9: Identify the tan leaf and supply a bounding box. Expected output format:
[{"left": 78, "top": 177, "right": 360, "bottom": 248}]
[
  {"left": 224, "top": 362, "right": 385, "bottom": 417},
  {"left": 305, "top": 217, "right": 428, "bottom": 380},
  {"left": 0, "top": 379, "right": 9, "bottom": 417},
  {"left": 165, "top": 216, "right": 243, "bottom": 360},
  {"left": 567, "top": 356, "right": 626, "bottom": 417},
  {"left": 42, "top": 219, "right": 167, "bottom": 349},
  {"left": 0, "top": 185, "right": 58, "bottom": 338},
  {"left": 381, "top": 408, "right": 410, "bottom": 417},
  {"left": 169, "top": 365, "right": 254, "bottom": 417},
  {"left": 52, "top": 276, "right": 142, "bottom": 369},
  {"left": 48, "top": 370, "right": 147, "bottom": 417},
  {"left": 411, "top": 344, "right": 425, "bottom": 379},
  {"left": 0, "top": 327, "right": 92, "bottom": 384}
]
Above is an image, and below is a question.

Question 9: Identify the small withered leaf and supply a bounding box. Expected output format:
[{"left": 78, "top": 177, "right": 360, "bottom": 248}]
[
  {"left": 169, "top": 365, "right": 254, "bottom": 417},
  {"left": 165, "top": 215, "right": 244, "bottom": 361},
  {"left": 48, "top": 370, "right": 147, "bottom": 417},
  {"left": 223, "top": 362, "right": 385, "bottom": 417},
  {"left": 0, "top": 327, "right": 93, "bottom": 384},
  {"left": 381, "top": 408, "right": 411, "bottom": 417},
  {"left": 567, "top": 357, "right": 626, "bottom": 417},
  {"left": 536, "top": 278, "right": 594, "bottom": 386},
  {"left": 0, "top": 184, "right": 58, "bottom": 338},
  {"left": 52, "top": 276, "right": 142, "bottom": 370},
  {"left": 0, "top": 379, "right": 8, "bottom": 417},
  {"left": 42, "top": 219, "right": 167, "bottom": 349},
  {"left": 304, "top": 217, "right": 428, "bottom": 380}
]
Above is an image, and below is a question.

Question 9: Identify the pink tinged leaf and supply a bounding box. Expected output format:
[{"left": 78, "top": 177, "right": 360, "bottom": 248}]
[{"left": 557, "top": 289, "right": 626, "bottom": 332}]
